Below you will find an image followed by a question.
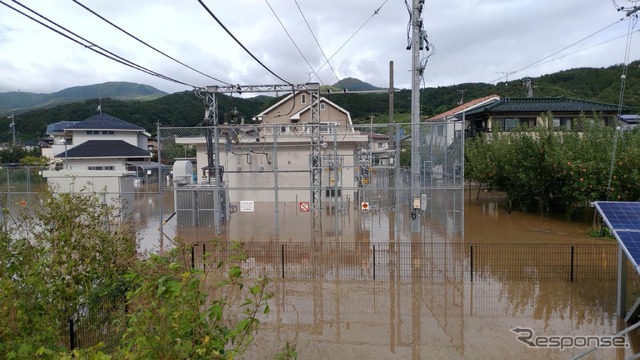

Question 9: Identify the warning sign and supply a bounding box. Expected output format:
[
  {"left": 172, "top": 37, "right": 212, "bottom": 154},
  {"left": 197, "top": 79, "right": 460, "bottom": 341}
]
[
  {"left": 361, "top": 202, "right": 370, "bottom": 212},
  {"left": 240, "top": 201, "right": 254, "bottom": 212},
  {"left": 299, "top": 202, "right": 310, "bottom": 212}
]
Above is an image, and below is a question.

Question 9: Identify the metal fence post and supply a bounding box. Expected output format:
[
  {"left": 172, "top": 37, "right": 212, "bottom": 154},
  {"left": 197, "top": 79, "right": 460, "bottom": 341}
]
[
  {"left": 281, "top": 244, "right": 285, "bottom": 279},
  {"left": 373, "top": 244, "right": 376, "bottom": 280},
  {"left": 470, "top": 245, "right": 474, "bottom": 282},
  {"left": 191, "top": 245, "right": 195, "bottom": 270},
  {"left": 570, "top": 245, "right": 575, "bottom": 282},
  {"left": 202, "top": 243, "right": 206, "bottom": 271},
  {"left": 69, "top": 318, "right": 76, "bottom": 351}
]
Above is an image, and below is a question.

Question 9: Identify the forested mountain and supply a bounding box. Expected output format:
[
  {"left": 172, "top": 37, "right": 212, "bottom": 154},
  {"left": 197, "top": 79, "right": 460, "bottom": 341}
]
[
  {"left": 2, "top": 61, "right": 639, "bottom": 143},
  {"left": 0, "top": 82, "right": 166, "bottom": 115}
]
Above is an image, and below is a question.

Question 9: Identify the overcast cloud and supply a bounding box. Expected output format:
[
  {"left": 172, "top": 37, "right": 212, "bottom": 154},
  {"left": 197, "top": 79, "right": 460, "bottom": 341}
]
[{"left": 0, "top": 0, "right": 638, "bottom": 95}]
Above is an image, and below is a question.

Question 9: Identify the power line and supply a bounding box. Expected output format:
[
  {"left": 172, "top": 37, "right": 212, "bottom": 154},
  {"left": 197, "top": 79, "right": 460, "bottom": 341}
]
[
  {"left": 2, "top": 0, "right": 196, "bottom": 88},
  {"left": 72, "top": 0, "right": 231, "bottom": 86},
  {"left": 487, "top": 17, "right": 626, "bottom": 84},
  {"left": 293, "top": 0, "right": 343, "bottom": 87},
  {"left": 315, "top": 0, "right": 390, "bottom": 77},
  {"left": 196, "top": 0, "right": 291, "bottom": 85},
  {"left": 263, "top": 0, "right": 325, "bottom": 85}
]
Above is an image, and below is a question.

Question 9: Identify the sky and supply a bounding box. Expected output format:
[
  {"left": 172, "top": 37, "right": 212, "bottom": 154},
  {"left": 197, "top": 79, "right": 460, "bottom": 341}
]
[{"left": 1, "top": 0, "right": 639, "bottom": 96}]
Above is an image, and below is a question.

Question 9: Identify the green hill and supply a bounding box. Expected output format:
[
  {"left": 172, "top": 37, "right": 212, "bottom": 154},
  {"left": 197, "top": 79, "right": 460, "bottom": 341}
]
[
  {"left": 0, "top": 82, "right": 167, "bottom": 115},
  {"left": 3, "top": 61, "right": 640, "bottom": 143}
]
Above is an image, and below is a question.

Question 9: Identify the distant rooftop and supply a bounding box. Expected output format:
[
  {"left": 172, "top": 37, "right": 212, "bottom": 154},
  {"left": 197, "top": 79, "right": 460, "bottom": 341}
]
[
  {"left": 46, "top": 121, "right": 78, "bottom": 135},
  {"left": 426, "top": 94, "right": 500, "bottom": 121},
  {"left": 54, "top": 140, "right": 151, "bottom": 159},
  {"left": 66, "top": 113, "right": 144, "bottom": 131}
]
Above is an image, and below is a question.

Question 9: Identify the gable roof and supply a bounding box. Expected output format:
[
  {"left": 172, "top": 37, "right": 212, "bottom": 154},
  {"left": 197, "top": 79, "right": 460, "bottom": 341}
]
[
  {"left": 46, "top": 121, "right": 78, "bottom": 135},
  {"left": 66, "top": 113, "right": 144, "bottom": 131},
  {"left": 427, "top": 94, "right": 500, "bottom": 121},
  {"left": 290, "top": 97, "right": 352, "bottom": 123},
  {"left": 464, "top": 97, "right": 624, "bottom": 116},
  {"left": 254, "top": 91, "right": 304, "bottom": 119},
  {"left": 54, "top": 140, "right": 151, "bottom": 159}
]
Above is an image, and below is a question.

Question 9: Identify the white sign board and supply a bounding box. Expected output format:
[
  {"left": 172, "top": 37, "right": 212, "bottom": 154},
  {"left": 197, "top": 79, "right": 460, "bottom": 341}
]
[{"left": 240, "top": 201, "right": 255, "bottom": 212}]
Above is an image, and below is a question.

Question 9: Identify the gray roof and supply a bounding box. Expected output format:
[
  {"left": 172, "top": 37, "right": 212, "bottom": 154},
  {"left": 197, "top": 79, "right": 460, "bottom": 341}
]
[
  {"left": 46, "top": 121, "right": 78, "bottom": 135},
  {"left": 66, "top": 113, "right": 144, "bottom": 131},
  {"left": 464, "top": 97, "right": 624, "bottom": 116},
  {"left": 54, "top": 140, "right": 150, "bottom": 159}
]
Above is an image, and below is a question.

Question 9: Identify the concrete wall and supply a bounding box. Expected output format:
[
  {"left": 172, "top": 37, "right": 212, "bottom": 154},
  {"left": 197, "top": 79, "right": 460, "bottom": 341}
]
[{"left": 42, "top": 170, "right": 135, "bottom": 218}]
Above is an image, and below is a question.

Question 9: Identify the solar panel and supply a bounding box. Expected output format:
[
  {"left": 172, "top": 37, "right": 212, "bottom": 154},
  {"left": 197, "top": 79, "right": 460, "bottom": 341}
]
[{"left": 593, "top": 201, "right": 640, "bottom": 274}]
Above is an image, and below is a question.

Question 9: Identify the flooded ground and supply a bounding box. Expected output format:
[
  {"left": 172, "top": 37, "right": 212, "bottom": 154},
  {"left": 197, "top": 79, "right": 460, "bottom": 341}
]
[
  {"left": 8, "top": 181, "right": 632, "bottom": 358},
  {"left": 243, "top": 280, "right": 631, "bottom": 359}
]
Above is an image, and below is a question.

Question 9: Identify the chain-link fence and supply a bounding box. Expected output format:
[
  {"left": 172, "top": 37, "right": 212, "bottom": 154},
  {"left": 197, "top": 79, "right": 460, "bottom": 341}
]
[{"left": 158, "top": 122, "right": 464, "bottom": 244}]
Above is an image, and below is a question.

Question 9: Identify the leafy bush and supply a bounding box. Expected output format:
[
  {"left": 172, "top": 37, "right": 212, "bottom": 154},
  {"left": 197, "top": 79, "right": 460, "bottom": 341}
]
[{"left": 465, "top": 115, "right": 640, "bottom": 214}]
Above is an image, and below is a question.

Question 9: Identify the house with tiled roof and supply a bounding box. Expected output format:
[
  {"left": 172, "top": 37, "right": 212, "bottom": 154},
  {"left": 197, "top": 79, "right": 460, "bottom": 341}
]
[
  {"left": 426, "top": 94, "right": 501, "bottom": 142},
  {"left": 42, "top": 113, "right": 152, "bottom": 217},
  {"left": 463, "top": 97, "right": 625, "bottom": 136}
]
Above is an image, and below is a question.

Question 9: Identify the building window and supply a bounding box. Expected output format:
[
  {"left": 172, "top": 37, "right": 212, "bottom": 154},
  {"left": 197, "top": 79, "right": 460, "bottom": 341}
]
[
  {"left": 86, "top": 130, "right": 100, "bottom": 135},
  {"left": 101, "top": 131, "right": 115, "bottom": 135},
  {"left": 320, "top": 103, "right": 326, "bottom": 110},
  {"left": 504, "top": 118, "right": 520, "bottom": 131},
  {"left": 88, "top": 166, "right": 115, "bottom": 171},
  {"left": 437, "top": 125, "right": 444, "bottom": 136},
  {"left": 303, "top": 122, "right": 337, "bottom": 134},
  {"left": 553, "top": 117, "right": 573, "bottom": 130},
  {"left": 301, "top": 94, "right": 307, "bottom": 104},
  {"left": 325, "top": 187, "right": 341, "bottom": 197}
]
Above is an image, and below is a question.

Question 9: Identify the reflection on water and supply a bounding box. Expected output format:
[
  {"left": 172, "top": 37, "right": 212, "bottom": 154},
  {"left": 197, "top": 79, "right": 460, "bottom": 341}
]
[
  {"left": 7, "top": 182, "right": 629, "bottom": 358},
  {"left": 243, "top": 279, "right": 632, "bottom": 359}
]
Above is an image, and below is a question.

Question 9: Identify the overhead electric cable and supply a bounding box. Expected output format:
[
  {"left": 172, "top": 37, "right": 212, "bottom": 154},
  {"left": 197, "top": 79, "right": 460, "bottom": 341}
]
[
  {"left": 315, "top": 0, "right": 390, "bottom": 75},
  {"left": 196, "top": 0, "right": 291, "bottom": 85},
  {"left": 487, "top": 18, "right": 626, "bottom": 84},
  {"left": 606, "top": 12, "right": 637, "bottom": 201},
  {"left": 263, "top": 0, "right": 324, "bottom": 85},
  {"left": 293, "top": 0, "right": 343, "bottom": 87},
  {"left": 3, "top": 0, "right": 196, "bottom": 88},
  {"left": 524, "top": 29, "right": 640, "bottom": 72},
  {"left": 72, "top": 0, "right": 231, "bottom": 86}
]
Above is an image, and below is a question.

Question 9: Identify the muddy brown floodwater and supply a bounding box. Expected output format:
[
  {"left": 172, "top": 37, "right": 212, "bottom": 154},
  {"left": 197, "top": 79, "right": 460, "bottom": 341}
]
[{"left": 129, "top": 185, "right": 637, "bottom": 359}]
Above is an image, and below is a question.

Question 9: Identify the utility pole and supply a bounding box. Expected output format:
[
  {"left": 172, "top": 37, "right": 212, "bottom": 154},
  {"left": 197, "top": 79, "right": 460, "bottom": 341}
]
[
  {"left": 7, "top": 113, "right": 16, "bottom": 145},
  {"left": 410, "top": 0, "right": 425, "bottom": 235}
]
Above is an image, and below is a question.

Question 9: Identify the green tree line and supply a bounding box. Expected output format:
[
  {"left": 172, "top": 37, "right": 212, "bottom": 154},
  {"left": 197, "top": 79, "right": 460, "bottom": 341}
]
[
  {"left": 465, "top": 115, "right": 640, "bottom": 214},
  {"left": 3, "top": 61, "right": 640, "bottom": 143}
]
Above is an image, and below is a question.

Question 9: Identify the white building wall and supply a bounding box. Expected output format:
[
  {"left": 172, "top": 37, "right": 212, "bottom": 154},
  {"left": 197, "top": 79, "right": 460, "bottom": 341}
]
[
  {"left": 70, "top": 131, "right": 140, "bottom": 147},
  {"left": 41, "top": 170, "right": 135, "bottom": 218},
  {"left": 61, "top": 158, "right": 127, "bottom": 171}
]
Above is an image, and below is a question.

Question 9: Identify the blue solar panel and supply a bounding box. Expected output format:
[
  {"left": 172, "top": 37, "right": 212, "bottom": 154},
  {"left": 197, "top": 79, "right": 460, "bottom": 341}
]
[
  {"left": 594, "top": 201, "right": 640, "bottom": 272},
  {"left": 595, "top": 202, "right": 640, "bottom": 230}
]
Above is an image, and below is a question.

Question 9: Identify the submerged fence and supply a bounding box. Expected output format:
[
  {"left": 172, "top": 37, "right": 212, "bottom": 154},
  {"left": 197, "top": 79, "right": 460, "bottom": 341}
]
[{"left": 191, "top": 241, "right": 632, "bottom": 283}]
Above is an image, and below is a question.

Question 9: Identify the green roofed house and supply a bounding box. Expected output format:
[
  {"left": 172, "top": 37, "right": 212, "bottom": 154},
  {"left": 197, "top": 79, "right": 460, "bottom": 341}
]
[{"left": 462, "top": 97, "right": 626, "bottom": 138}]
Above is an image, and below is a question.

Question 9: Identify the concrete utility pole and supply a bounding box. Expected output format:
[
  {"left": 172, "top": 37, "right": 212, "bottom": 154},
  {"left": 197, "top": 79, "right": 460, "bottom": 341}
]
[
  {"left": 410, "top": 0, "right": 425, "bottom": 235},
  {"left": 7, "top": 113, "right": 16, "bottom": 144}
]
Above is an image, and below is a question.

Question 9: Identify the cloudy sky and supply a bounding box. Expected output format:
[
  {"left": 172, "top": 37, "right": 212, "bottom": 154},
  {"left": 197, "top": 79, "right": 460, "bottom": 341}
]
[{"left": 0, "top": 0, "right": 639, "bottom": 95}]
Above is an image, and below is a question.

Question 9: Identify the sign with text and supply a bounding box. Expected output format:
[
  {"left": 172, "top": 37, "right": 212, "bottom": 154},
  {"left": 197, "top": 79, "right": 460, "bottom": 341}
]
[{"left": 240, "top": 200, "right": 254, "bottom": 212}]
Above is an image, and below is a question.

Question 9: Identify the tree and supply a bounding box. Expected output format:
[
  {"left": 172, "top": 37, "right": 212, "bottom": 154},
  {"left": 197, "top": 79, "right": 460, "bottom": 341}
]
[{"left": 0, "top": 185, "right": 136, "bottom": 357}]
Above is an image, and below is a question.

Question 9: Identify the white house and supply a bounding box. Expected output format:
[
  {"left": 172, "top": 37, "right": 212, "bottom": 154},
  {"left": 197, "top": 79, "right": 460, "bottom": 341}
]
[
  {"left": 42, "top": 113, "right": 152, "bottom": 216},
  {"left": 176, "top": 92, "right": 369, "bottom": 205}
]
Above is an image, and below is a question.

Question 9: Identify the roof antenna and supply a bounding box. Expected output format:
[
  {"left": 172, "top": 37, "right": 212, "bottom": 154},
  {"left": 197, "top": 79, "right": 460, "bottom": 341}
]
[{"left": 97, "top": 91, "right": 103, "bottom": 113}]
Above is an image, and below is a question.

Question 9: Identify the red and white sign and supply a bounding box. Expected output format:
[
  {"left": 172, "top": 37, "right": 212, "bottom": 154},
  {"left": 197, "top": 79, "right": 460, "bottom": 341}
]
[
  {"left": 361, "top": 202, "right": 370, "bottom": 212},
  {"left": 299, "top": 202, "right": 310, "bottom": 212}
]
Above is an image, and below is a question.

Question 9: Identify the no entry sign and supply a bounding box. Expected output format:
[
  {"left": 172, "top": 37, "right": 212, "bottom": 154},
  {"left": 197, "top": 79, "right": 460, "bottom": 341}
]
[{"left": 299, "top": 202, "right": 310, "bottom": 212}]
